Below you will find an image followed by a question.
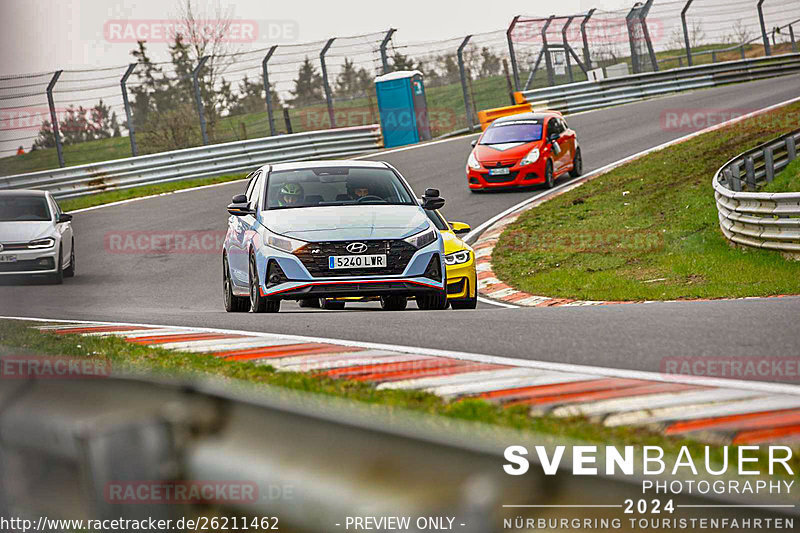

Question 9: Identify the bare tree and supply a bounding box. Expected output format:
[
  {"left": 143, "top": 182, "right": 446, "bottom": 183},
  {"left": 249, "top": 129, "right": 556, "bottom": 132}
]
[
  {"left": 670, "top": 19, "right": 706, "bottom": 51},
  {"left": 731, "top": 20, "right": 753, "bottom": 45}
]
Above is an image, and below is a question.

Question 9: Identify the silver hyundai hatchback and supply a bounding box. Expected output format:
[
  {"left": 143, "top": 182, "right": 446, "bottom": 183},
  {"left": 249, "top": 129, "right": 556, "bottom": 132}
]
[
  {"left": 0, "top": 190, "right": 74, "bottom": 284},
  {"left": 222, "top": 161, "right": 448, "bottom": 313}
]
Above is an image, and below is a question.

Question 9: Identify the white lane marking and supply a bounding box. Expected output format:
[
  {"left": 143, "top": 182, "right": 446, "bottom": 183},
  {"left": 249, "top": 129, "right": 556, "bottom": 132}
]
[
  {"left": 378, "top": 368, "right": 534, "bottom": 391},
  {"left": 69, "top": 178, "right": 249, "bottom": 214},
  {"left": 275, "top": 353, "right": 429, "bottom": 372},
  {"left": 354, "top": 132, "right": 481, "bottom": 160},
  {"left": 607, "top": 395, "right": 800, "bottom": 427},
  {"left": 553, "top": 388, "right": 764, "bottom": 419},
  {"left": 434, "top": 373, "right": 594, "bottom": 399},
  {"left": 159, "top": 337, "right": 297, "bottom": 352},
  {"left": 6, "top": 315, "right": 800, "bottom": 397},
  {"left": 477, "top": 296, "right": 519, "bottom": 309},
  {"left": 111, "top": 328, "right": 204, "bottom": 338}
]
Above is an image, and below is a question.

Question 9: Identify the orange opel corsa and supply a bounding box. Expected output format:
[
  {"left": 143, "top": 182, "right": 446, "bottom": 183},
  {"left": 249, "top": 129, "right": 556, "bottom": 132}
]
[{"left": 466, "top": 111, "right": 582, "bottom": 191}]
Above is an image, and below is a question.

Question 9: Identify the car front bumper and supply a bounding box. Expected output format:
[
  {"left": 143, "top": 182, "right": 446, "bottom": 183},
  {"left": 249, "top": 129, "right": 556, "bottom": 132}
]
[
  {"left": 466, "top": 160, "right": 546, "bottom": 189},
  {"left": 0, "top": 247, "right": 59, "bottom": 276},
  {"left": 445, "top": 256, "right": 476, "bottom": 300}
]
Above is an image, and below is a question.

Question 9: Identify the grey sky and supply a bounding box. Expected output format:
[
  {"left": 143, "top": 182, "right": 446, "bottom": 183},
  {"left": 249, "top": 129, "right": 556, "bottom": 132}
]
[{"left": 0, "top": 0, "right": 632, "bottom": 76}]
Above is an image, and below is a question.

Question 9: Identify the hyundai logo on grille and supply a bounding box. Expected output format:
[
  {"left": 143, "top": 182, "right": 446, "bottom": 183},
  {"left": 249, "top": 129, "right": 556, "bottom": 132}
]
[{"left": 346, "top": 242, "right": 368, "bottom": 254}]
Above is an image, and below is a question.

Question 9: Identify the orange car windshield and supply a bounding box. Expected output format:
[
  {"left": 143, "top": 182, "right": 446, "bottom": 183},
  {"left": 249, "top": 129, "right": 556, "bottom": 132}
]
[{"left": 481, "top": 121, "right": 543, "bottom": 145}]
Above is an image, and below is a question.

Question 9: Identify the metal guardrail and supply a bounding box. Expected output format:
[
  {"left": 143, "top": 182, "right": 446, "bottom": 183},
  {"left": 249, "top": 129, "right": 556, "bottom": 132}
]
[
  {"left": 515, "top": 53, "right": 800, "bottom": 115},
  {"left": 714, "top": 129, "right": 800, "bottom": 258},
  {"left": 0, "top": 125, "right": 383, "bottom": 200},
  {"left": 2, "top": 370, "right": 796, "bottom": 532}
]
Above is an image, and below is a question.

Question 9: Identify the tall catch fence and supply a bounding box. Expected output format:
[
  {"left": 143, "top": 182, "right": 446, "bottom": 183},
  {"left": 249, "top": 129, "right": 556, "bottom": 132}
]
[{"left": 1, "top": 0, "right": 798, "bottom": 176}]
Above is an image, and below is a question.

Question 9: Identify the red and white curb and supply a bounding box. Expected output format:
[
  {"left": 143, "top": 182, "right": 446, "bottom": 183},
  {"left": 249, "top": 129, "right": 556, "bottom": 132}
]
[
  {"left": 467, "top": 95, "right": 800, "bottom": 308},
  {"left": 10, "top": 316, "right": 800, "bottom": 447}
]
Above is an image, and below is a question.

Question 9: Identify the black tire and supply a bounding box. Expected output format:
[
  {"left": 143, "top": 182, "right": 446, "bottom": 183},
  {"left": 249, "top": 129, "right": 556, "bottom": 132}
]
[
  {"left": 416, "top": 290, "right": 448, "bottom": 310},
  {"left": 48, "top": 247, "right": 64, "bottom": 285},
  {"left": 569, "top": 147, "right": 583, "bottom": 178},
  {"left": 380, "top": 295, "right": 407, "bottom": 311},
  {"left": 249, "top": 254, "right": 280, "bottom": 313},
  {"left": 320, "top": 298, "right": 346, "bottom": 310},
  {"left": 544, "top": 159, "right": 555, "bottom": 189},
  {"left": 298, "top": 298, "right": 322, "bottom": 308},
  {"left": 450, "top": 291, "right": 478, "bottom": 310},
  {"left": 223, "top": 255, "right": 249, "bottom": 312},
  {"left": 63, "top": 239, "right": 75, "bottom": 278}
]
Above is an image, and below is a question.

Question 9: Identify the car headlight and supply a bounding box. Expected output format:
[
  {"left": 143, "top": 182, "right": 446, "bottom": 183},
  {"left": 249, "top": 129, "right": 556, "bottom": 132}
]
[
  {"left": 520, "top": 147, "right": 540, "bottom": 166},
  {"left": 28, "top": 237, "right": 55, "bottom": 249},
  {"left": 404, "top": 226, "right": 437, "bottom": 249},
  {"left": 265, "top": 229, "right": 307, "bottom": 253},
  {"left": 467, "top": 151, "right": 482, "bottom": 170},
  {"left": 444, "top": 250, "right": 471, "bottom": 265}
]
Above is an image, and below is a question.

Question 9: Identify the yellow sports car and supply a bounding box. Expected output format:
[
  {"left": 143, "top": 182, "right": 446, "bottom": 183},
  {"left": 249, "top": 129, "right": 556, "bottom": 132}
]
[{"left": 425, "top": 209, "right": 478, "bottom": 309}]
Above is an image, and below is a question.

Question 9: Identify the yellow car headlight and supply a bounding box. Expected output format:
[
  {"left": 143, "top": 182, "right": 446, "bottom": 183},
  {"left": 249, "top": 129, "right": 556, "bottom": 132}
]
[{"left": 444, "top": 250, "right": 470, "bottom": 265}]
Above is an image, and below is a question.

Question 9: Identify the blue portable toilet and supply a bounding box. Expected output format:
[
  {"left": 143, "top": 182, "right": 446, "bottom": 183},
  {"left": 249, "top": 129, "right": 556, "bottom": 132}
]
[{"left": 374, "top": 70, "right": 432, "bottom": 148}]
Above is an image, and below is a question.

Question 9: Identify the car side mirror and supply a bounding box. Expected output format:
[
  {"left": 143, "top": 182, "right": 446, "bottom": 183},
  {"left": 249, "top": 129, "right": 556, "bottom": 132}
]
[
  {"left": 228, "top": 194, "right": 254, "bottom": 216},
  {"left": 450, "top": 221, "right": 471, "bottom": 235},
  {"left": 422, "top": 188, "right": 445, "bottom": 210},
  {"left": 548, "top": 132, "right": 559, "bottom": 143},
  {"left": 470, "top": 139, "right": 477, "bottom": 148},
  {"left": 57, "top": 213, "right": 72, "bottom": 223}
]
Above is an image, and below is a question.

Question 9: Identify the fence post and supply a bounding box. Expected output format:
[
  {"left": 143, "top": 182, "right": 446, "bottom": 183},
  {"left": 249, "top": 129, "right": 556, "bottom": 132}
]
[
  {"left": 282, "top": 108, "right": 293, "bottom": 134},
  {"left": 46, "top": 70, "right": 64, "bottom": 168},
  {"left": 757, "top": 0, "right": 772, "bottom": 56},
  {"left": 506, "top": 16, "right": 521, "bottom": 92},
  {"left": 788, "top": 135, "right": 797, "bottom": 162},
  {"left": 562, "top": 17, "right": 575, "bottom": 83},
  {"left": 502, "top": 59, "right": 515, "bottom": 104},
  {"left": 790, "top": 24, "right": 797, "bottom": 52},
  {"left": 641, "top": 0, "right": 659, "bottom": 72},
  {"left": 581, "top": 8, "right": 596, "bottom": 69},
  {"left": 764, "top": 146, "right": 775, "bottom": 183},
  {"left": 626, "top": 6, "right": 641, "bottom": 74},
  {"left": 320, "top": 38, "right": 336, "bottom": 129},
  {"left": 457, "top": 36, "right": 474, "bottom": 132},
  {"left": 192, "top": 56, "right": 210, "bottom": 145},
  {"left": 262, "top": 45, "right": 278, "bottom": 137},
  {"left": 120, "top": 63, "right": 138, "bottom": 157},
  {"left": 542, "top": 16, "right": 555, "bottom": 86},
  {"left": 744, "top": 156, "right": 756, "bottom": 190},
  {"left": 681, "top": 0, "right": 696, "bottom": 67},
  {"left": 380, "top": 29, "right": 396, "bottom": 75}
]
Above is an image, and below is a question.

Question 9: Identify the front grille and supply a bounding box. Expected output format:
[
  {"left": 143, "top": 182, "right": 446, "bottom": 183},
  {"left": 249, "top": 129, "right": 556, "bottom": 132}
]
[
  {"left": 0, "top": 258, "right": 54, "bottom": 272},
  {"left": 294, "top": 240, "right": 417, "bottom": 278},
  {"left": 484, "top": 171, "right": 519, "bottom": 183}
]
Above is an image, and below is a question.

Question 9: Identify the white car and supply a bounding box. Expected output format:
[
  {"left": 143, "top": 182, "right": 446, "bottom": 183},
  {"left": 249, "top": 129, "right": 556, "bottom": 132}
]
[{"left": 0, "top": 190, "right": 74, "bottom": 284}]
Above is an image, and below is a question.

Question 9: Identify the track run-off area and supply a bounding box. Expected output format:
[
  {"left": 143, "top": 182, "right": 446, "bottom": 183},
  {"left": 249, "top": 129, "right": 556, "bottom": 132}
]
[{"left": 1, "top": 74, "right": 799, "bottom": 380}]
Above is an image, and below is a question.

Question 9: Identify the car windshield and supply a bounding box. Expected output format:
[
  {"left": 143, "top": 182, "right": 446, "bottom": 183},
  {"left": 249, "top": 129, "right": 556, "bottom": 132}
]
[
  {"left": 265, "top": 167, "right": 415, "bottom": 209},
  {"left": 480, "top": 120, "right": 543, "bottom": 144},
  {"left": 0, "top": 196, "right": 51, "bottom": 222}
]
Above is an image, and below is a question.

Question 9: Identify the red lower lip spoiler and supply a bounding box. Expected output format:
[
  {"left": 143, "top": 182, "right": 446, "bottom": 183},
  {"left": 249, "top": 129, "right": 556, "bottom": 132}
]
[{"left": 261, "top": 278, "right": 441, "bottom": 297}]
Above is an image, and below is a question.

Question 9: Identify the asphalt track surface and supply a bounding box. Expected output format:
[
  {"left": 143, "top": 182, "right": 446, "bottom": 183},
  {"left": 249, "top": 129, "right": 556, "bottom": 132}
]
[{"left": 2, "top": 75, "right": 799, "bottom": 379}]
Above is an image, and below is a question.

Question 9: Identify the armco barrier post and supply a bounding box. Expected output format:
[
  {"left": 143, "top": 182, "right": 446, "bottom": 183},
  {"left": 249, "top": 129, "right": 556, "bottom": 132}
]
[
  {"left": 320, "top": 38, "right": 336, "bottom": 129},
  {"left": 457, "top": 36, "right": 474, "bottom": 133},
  {"left": 46, "top": 70, "right": 64, "bottom": 168},
  {"left": 380, "top": 29, "right": 396, "bottom": 75},
  {"left": 283, "top": 107, "right": 293, "bottom": 134},
  {"left": 681, "top": 0, "right": 696, "bottom": 67},
  {"left": 581, "top": 9, "right": 595, "bottom": 69},
  {"left": 506, "top": 16, "right": 521, "bottom": 92},
  {"left": 542, "top": 16, "right": 555, "bottom": 86},
  {"left": 262, "top": 45, "right": 278, "bottom": 137},
  {"left": 757, "top": 0, "right": 772, "bottom": 56},
  {"left": 790, "top": 24, "right": 797, "bottom": 52},
  {"left": 562, "top": 17, "right": 575, "bottom": 83},
  {"left": 120, "top": 63, "right": 138, "bottom": 157},
  {"left": 192, "top": 56, "right": 210, "bottom": 145}
]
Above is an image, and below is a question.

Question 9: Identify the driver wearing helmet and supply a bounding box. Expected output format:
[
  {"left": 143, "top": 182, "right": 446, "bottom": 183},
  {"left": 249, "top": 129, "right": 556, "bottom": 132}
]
[{"left": 278, "top": 182, "right": 304, "bottom": 206}]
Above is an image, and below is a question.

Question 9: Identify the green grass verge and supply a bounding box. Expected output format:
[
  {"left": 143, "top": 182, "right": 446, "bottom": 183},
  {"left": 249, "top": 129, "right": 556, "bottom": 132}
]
[
  {"left": 492, "top": 102, "right": 800, "bottom": 302},
  {"left": 1, "top": 318, "right": 797, "bottom": 476},
  {"left": 59, "top": 172, "right": 247, "bottom": 212},
  {"left": 763, "top": 156, "right": 800, "bottom": 193}
]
